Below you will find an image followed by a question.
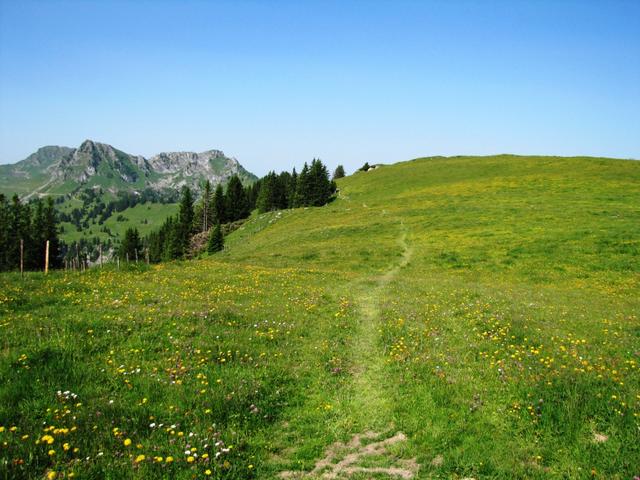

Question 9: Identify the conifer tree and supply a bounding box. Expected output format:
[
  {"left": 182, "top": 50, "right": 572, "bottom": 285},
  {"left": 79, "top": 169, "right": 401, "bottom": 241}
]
[
  {"left": 308, "top": 159, "right": 331, "bottom": 206},
  {"left": 8, "top": 195, "right": 29, "bottom": 270},
  {"left": 288, "top": 168, "right": 298, "bottom": 208},
  {"left": 207, "top": 222, "right": 224, "bottom": 253},
  {"left": 225, "top": 175, "right": 249, "bottom": 222},
  {"left": 43, "top": 197, "right": 61, "bottom": 268},
  {"left": 333, "top": 165, "right": 345, "bottom": 179},
  {"left": 120, "top": 227, "right": 142, "bottom": 261},
  {"left": 212, "top": 183, "right": 226, "bottom": 224},
  {"left": 257, "top": 172, "right": 278, "bottom": 213},
  {"left": 202, "top": 180, "right": 212, "bottom": 232},
  {"left": 294, "top": 162, "right": 311, "bottom": 207},
  {"left": 178, "top": 186, "right": 195, "bottom": 235},
  {"left": 277, "top": 171, "right": 292, "bottom": 209},
  {"left": 0, "top": 194, "right": 9, "bottom": 271}
]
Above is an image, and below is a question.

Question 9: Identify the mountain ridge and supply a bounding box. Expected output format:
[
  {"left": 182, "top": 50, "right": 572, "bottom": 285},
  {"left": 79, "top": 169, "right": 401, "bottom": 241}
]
[{"left": 0, "top": 139, "right": 258, "bottom": 198}]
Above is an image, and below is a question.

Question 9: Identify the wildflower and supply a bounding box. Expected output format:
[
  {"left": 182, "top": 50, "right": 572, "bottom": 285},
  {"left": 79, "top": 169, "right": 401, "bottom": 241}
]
[
  {"left": 123, "top": 438, "right": 132, "bottom": 446},
  {"left": 47, "top": 472, "right": 57, "bottom": 480},
  {"left": 135, "top": 454, "right": 145, "bottom": 463},
  {"left": 166, "top": 456, "right": 174, "bottom": 463},
  {"left": 187, "top": 456, "right": 195, "bottom": 463},
  {"left": 41, "top": 434, "right": 55, "bottom": 445},
  {"left": 205, "top": 469, "right": 212, "bottom": 475},
  {"left": 63, "top": 443, "right": 70, "bottom": 451},
  {"left": 48, "top": 449, "right": 56, "bottom": 456}
]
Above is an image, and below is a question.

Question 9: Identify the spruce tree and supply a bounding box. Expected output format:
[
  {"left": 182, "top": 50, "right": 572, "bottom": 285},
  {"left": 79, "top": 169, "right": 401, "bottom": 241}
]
[
  {"left": 207, "top": 222, "right": 224, "bottom": 253},
  {"left": 257, "top": 172, "right": 278, "bottom": 213},
  {"left": 294, "top": 163, "right": 311, "bottom": 207},
  {"left": 202, "top": 180, "right": 212, "bottom": 232},
  {"left": 308, "top": 159, "right": 333, "bottom": 206},
  {"left": 333, "top": 165, "right": 345, "bottom": 179},
  {"left": 177, "top": 186, "right": 195, "bottom": 255},
  {"left": 178, "top": 186, "right": 195, "bottom": 235},
  {"left": 288, "top": 168, "right": 298, "bottom": 208},
  {"left": 120, "top": 227, "right": 142, "bottom": 261},
  {"left": 8, "top": 195, "right": 29, "bottom": 271},
  {"left": 225, "top": 175, "right": 248, "bottom": 222},
  {"left": 212, "top": 184, "right": 226, "bottom": 224},
  {"left": 43, "top": 197, "right": 61, "bottom": 268},
  {"left": 30, "top": 199, "right": 46, "bottom": 269},
  {"left": 0, "top": 194, "right": 9, "bottom": 271},
  {"left": 277, "top": 171, "right": 292, "bottom": 209}
]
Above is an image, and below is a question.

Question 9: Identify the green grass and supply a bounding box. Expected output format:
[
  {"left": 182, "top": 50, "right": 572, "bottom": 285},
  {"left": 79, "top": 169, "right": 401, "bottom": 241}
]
[
  {"left": 59, "top": 203, "right": 179, "bottom": 244},
  {"left": 1, "top": 155, "right": 639, "bottom": 479}
]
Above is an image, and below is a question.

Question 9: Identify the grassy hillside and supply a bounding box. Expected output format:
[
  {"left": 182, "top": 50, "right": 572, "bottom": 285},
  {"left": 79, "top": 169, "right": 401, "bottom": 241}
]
[
  {"left": 1, "top": 155, "right": 638, "bottom": 479},
  {"left": 59, "top": 203, "right": 179, "bottom": 244}
]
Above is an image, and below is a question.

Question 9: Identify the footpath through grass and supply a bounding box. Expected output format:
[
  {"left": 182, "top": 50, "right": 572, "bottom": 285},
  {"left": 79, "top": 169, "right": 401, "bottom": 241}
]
[{"left": 1, "top": 155, "right": 639, "bottom": 479}]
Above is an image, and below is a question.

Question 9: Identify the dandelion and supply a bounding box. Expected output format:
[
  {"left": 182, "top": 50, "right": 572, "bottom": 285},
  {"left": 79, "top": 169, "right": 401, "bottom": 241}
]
[
  {"left": 135, "top": 454, "right": 145, "bottom": 463},
  {"left": 187, "top": 456, "right": 195, "bottom": 463},
  {"left": 205, "top": 469, "right": 212, "bottom": 475},
  {"left": 123, "top": 438, "right": 132, "bottom": 446},
  {"left": 166, "top": 456, "right": 174, "bottom": 463}
]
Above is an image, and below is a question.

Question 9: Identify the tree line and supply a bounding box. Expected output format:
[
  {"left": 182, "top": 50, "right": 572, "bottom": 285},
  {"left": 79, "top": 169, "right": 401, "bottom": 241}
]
[
  {"left": 0, "top": 194, "right": 61, "bottom": 272},
  {"left": 137, "top": 174, "right": 252, "bottom": 262},
  {"left": 0, "top": 159, "right": 343, "bottom": 271},
  {"left": 122, "top": 159, "right": 338, "bottom": 263},
  {"left": 256, "top": 159, "right": 337, "bottom": 212}
]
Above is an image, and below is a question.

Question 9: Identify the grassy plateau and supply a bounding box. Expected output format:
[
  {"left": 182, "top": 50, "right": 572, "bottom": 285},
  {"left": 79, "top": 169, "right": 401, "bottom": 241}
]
[{"left": 1, "top": 155, "right": 639, "bottom": 479}]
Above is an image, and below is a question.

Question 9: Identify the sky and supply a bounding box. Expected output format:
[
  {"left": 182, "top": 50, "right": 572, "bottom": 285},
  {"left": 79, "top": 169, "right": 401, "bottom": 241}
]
[{"left": 0, "top": 0, "right": 638, "bottom": 176}]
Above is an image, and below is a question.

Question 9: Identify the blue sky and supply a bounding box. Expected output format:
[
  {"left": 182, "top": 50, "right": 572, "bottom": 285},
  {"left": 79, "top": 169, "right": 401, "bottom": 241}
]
[{"left": 0, "top": 0, "right": 638, "bottom": 175}]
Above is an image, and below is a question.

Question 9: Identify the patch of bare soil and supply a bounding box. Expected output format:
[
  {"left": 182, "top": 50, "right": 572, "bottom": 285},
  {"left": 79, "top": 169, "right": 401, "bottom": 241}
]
[{"left": 279, "top": 431, "right": 419, "bottom": 479}]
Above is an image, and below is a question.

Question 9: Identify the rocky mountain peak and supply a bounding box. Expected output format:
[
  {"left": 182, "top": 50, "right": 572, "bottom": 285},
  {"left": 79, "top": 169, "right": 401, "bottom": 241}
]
[{"left": 1, "top": 140, "right": 258, "bottom": 198}]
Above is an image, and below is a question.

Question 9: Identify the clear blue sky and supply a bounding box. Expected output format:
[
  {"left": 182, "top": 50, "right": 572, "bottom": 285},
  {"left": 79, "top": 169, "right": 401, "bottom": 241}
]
[{"left": 0, "top": 0, "right": 638, "bottom": 175}]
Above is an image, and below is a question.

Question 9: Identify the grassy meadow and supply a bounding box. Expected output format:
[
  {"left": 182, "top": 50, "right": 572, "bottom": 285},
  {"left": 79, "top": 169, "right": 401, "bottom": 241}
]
[
  {"left": 58, "top": 203, "right": 179, "bottom": 244},
  {"left": 1, "top": 155, "right": 639, "bottom": 479}
]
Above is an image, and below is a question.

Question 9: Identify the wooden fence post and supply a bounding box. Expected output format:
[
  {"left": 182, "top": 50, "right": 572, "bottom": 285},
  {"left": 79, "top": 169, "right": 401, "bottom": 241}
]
[
  {"left": 20, "top": 238, "right": 24, "bottom": 278},
  {"left": 45, "top": 240, "right": 50, "bottom": 274}
]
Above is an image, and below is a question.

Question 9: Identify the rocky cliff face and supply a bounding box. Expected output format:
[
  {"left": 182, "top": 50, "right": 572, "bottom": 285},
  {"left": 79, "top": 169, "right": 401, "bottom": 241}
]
[{"left": 0, "top": 140, "right": 257, "bottom": 197}]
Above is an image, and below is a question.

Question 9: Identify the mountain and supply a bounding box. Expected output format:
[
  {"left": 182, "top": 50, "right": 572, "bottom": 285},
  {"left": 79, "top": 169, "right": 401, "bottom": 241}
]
[{"left": 0, "top": 140, "right": 258, "bottom": 198}]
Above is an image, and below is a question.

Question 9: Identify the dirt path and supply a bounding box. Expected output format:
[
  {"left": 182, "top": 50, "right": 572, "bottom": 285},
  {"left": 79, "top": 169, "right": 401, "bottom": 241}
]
[
  {"left": 350, "top": 224, "right": 413, "bottom": 425},
  {"left": 280, "top": 223, "right": 416, "bottom": 479}
]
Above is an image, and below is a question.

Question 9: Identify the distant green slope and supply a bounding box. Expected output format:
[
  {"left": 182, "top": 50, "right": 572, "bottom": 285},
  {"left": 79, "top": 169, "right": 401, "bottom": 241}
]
[{"left": 59, "top": 203, "right": 179, "bottom": 244}]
